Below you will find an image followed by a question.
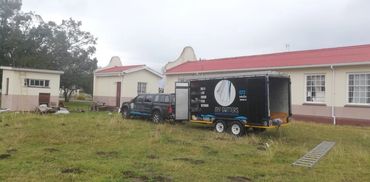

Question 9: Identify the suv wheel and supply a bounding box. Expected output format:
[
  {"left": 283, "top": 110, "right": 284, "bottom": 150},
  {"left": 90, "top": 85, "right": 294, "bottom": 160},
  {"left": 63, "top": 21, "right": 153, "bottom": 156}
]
[
  {"left": 122, "top": 108, "right": 130, "bottom": 119},
  {"left": 152, "top": 111, "right": 162, "bottom": 123}
]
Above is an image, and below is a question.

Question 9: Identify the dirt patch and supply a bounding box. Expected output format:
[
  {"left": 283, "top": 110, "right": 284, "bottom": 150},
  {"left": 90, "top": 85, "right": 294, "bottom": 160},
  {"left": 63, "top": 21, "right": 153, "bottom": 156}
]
[
  {"left": 44, "top": 148, "right": 60, "bottom": 152},
  {"left": 227, "top": 176, "right": 252, "bottom": 182},
  {"left": 173, "top": 157, "right": 205, "bottom": 165},
  {"left": 234, "top": 153, "right": 249, "bottom": 157},
  {"left": 164, "top": 138, "right": 192, "bottom": 145},
  {"left": 122, "top": 170, "right": 148, "bottom": 181},
  {"left": 202, "top": 146, "right": 218, "bottom": 155},
  {"left": 152, "top": 175, "right": 173, "bottom": 182},
  {"left": 61, "top": 167, "right": 83, "bottom": 174},
  {"left": 122, "top": 171, "right": 172, "bottom": 182},
  {"left": 96, "top": 151, "right": 118, "bottom": 158},
  {"left": 215, "top": 136, "right": 228, "bottom": 141},
  {"left": 147, "top": 154, "right": 159, "bottom": 159},
  {"left": 122, "top": 170, "right": 137, "bottom": 178},
  {"left": 0, "top": 154, "right": 11, "bottom": 159},
  {"left": 6, "top": 148, "right": 17, "bottom": 154}
]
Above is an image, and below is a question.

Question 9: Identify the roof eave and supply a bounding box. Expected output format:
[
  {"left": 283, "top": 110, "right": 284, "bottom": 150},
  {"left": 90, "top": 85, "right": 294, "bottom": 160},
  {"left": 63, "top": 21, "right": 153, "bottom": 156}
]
[
  {"left": 165, "top": 61, "right": 370, "bottom": 75},
  {"left": 0, "top": 66, "right": 64, "bottom": 74}
]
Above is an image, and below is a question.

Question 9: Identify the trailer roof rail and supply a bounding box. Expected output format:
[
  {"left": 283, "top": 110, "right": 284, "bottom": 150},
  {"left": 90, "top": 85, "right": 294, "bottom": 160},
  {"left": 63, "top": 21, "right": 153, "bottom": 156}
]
[{"left": 178, "top": 71, "right": 289, "bottom": 81}]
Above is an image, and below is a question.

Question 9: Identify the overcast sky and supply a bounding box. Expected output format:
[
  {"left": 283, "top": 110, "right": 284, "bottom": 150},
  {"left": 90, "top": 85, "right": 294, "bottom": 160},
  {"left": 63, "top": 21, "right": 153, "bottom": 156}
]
[{"left": 22, "top": 0, "right": 370, "bottom": 71}]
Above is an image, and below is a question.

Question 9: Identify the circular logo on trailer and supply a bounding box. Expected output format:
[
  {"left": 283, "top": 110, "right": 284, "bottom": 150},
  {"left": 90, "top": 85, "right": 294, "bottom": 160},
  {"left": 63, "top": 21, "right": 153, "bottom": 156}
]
[{"left": 214, "top": 80, "right": 236, "bottom": 106}]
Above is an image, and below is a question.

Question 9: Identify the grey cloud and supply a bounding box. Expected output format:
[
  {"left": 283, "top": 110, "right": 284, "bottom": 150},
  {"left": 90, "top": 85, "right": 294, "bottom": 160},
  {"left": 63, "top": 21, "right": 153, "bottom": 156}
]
[{"left": 22, "top": 0, "right": 370, "bottom": 71}]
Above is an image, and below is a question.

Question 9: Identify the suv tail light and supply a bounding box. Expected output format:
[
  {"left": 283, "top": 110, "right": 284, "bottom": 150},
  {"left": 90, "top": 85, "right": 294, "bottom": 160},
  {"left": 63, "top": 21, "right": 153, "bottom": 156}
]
[{"left": 167, "top": 105, "right": 173, "bottom": 113}]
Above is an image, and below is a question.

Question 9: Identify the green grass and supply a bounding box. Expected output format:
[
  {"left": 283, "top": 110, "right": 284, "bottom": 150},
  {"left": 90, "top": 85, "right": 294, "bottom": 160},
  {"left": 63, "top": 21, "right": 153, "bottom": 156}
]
[
  {"left": 64, "top": 101, "right": 92, "bottom": 112},
  {"left": 0, "top": 112, "right": 369, "bottom": 182}
]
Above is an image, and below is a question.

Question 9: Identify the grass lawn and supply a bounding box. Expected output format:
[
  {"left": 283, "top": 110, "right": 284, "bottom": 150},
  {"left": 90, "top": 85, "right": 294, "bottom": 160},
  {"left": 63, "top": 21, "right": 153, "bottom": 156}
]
[{"left": 0, "top": 111, "right": 369, "bottom": 182}]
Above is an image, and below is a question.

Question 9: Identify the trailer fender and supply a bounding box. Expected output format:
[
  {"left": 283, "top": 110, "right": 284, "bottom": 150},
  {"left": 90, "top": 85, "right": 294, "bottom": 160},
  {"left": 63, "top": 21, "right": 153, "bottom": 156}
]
[{"left": 233, "top": 116, "right": 248, "bottom": 125}]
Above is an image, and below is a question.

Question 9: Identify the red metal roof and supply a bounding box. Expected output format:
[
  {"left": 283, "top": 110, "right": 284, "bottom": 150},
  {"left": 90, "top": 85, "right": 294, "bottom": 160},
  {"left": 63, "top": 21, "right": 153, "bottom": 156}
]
[
  {"left": 96, "top": 65, "right": 145, "bottom": 73},
  {"left": 166, "top": 44, "right": 370, "bottom": 74}
]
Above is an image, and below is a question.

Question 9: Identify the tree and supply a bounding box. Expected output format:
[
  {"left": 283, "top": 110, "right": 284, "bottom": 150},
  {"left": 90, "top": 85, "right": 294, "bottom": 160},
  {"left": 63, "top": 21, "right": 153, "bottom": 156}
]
[{"left": 0, "top": 0, "right": 98, "bottom": 101}]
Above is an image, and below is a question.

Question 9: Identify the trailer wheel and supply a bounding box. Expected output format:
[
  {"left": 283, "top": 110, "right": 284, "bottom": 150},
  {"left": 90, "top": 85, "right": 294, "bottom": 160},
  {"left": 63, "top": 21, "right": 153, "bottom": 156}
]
[
  {"left": 214, "top": 120, "right": 226, "bottom": 133},
  {"left": 152, "top": 110, "right": 162, "bottom": 124},
  {"left": 230, "top": 121, "right": 246, "bottom": 136},
  {"left": 122, "top": 107, "right": 130, "bottom": 119}
]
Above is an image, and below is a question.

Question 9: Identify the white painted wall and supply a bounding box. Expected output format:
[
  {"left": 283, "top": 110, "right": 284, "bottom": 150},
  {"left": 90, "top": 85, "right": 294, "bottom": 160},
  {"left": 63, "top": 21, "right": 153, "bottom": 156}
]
[
  {"left": 93, "top": 69, "right": 162, "bottom": 104},
  {"left": 164, "top": 64, "right": 370, "bottom": 108},
  {"left": 122, "top": 69, "right": 161, "bottom": 97},
  {"left": 2, "top": 69, "right": 61, "bottom": 96}
]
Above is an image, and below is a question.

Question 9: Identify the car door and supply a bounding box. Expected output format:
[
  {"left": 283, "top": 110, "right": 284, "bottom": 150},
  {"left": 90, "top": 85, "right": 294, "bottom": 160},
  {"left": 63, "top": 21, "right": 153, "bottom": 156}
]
[
  {"left": 132, "top": 95, "right": 145, "bottom": 114},
  {"left": 142, "top": 94, "right": 154, "bottom": 115}
]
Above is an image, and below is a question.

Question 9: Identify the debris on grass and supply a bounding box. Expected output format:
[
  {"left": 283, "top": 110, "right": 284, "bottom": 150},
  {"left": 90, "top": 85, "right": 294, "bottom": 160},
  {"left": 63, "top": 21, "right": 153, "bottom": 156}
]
[
  {"left": 3, "top": 123, "right": 10, "bottom": 127},
  {"left": 0, "top": 108, "right": 10, "bottom": 113},
  {"left": 54, "top": 107, "right": 70, "bottom": 115},
  {"left": 227, "top": 176, "right": 252, "bottom": 182},
  {"left": 6, "top": 148, "right": 17, "bottom": 154},
  {"left": 173, "top": 157, "right": 205, "bottom": 165},
  {"left": 0, "top": 154, "right": 11, "bottom": 159},
  {"left": 61, "top": 167, "right": 83, "bottom": 174}
]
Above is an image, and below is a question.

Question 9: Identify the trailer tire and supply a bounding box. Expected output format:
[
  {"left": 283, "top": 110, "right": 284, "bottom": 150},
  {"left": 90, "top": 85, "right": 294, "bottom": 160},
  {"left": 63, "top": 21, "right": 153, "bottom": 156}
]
[
  {"left": 214, "top": 120, "right": 227, "bottom": 133},
  {"left": 122, "top": 107, "right": 130, "bottom": 119},
  {"left": 152, "top": 110, "right": 162, "bottom": 124},
  {"left": 230, "top": 121, "right": 246, "bottom": 136}
]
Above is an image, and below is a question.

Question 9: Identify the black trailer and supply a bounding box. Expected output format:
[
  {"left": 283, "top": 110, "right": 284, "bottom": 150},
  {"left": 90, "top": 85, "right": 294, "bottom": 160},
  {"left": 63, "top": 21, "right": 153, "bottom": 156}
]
[{"left": 175, "top": 72, "right": 291, "bottom": 136}]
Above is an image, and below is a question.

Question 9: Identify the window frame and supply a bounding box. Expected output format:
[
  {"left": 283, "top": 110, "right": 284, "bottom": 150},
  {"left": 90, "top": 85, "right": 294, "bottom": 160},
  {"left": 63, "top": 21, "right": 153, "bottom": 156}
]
[
  {"left": 24, "top": 78, "right": 50, "bottom": 88},
  {"left": 304, "top": 73, "right": 326, "bottom": 104},
  {"left": 346, "top": 72, "right": 370, "bottom": 106},
  {"left": 137, "top": 82, "right": 147, "bottom": 94}
]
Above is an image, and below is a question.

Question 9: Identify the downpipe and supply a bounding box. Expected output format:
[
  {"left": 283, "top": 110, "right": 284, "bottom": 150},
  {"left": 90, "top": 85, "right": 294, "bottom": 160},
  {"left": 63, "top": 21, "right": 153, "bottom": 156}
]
[{"left": 330, "top": 65, "right": 336, "bottom": 125}]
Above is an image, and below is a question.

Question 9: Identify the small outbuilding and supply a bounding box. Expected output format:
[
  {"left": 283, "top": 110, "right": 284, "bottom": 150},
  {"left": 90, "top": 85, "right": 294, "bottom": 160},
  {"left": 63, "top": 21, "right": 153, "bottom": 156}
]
[
  {"left": 93, "top": 57, "right": 163, "bottom": 107},
  {"left": 0, "top": 66, "right": 64, "bottom": 111}
]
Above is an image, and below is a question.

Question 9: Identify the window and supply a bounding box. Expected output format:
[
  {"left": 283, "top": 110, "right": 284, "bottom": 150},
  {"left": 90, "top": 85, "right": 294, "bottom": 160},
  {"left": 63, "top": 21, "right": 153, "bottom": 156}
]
[
  {"left": 24, "top": 79, "right": 50, "bottom": 88},
  {"left": 137, "top": 82, "right": 147, "bottom": 94},
  {"left": 144, "top": 95, "right": 153, "bottom": 102},
  {"left": 164, "top": 95, "right": 170, "bottom": 103},
  {"left": 154, "top": 95, "right": 160, "bottom": 102},
  {"left": 348, "top": 73, "right": 370, "bottom": 104},
  {"left": 305, "top": 74, "right": 325, "bottom": 103},
  {"left": 136, "top": 95, "right": 144, "bottom": 102}
]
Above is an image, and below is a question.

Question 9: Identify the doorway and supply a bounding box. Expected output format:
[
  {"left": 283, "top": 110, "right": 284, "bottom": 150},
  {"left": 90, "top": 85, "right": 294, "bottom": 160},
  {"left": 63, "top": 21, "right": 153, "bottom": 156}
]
[
  {"left": 116, "top": 82, "right": 121, "bottom": 107},
  {"left": 39, "top": 93, "right": 50, "bottom": 106}
]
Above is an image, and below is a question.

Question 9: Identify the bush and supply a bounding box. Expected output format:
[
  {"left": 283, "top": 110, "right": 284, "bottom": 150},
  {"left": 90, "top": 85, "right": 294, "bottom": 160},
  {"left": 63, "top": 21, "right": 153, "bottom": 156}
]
[{"left": 76, "top": 95, "right": 86, "bottom": 100}]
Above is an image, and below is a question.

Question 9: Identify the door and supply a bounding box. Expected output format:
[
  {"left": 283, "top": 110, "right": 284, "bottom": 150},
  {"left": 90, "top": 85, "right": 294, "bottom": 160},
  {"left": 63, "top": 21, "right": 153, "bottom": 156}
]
[
  {"left": 116, "top": 82, "right": 121, "bottom": 107},
  {"left": 39, "top": 93, "right": 50, "bottom": 106},
  {"left": 175, "top": 82, "right": 189, "bottom": 120}
]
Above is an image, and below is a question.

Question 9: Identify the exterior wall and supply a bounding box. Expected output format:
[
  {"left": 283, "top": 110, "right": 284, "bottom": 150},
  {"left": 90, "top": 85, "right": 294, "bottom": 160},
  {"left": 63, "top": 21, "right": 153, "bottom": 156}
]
[
  {"left": 164, "top": 64, "right": 370, "bottom": 124},
  {"left": 122, "top": 69, "right": 161, "bottom": 98},
  {"left": 93, "top": 75, "right": 122, "bottom": 106},
  {"left": 94, "top": 69, "right": 161, "bottom": 106},
  {"left": 1, "top": 69, "right": 61, "bottom": 111}
]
